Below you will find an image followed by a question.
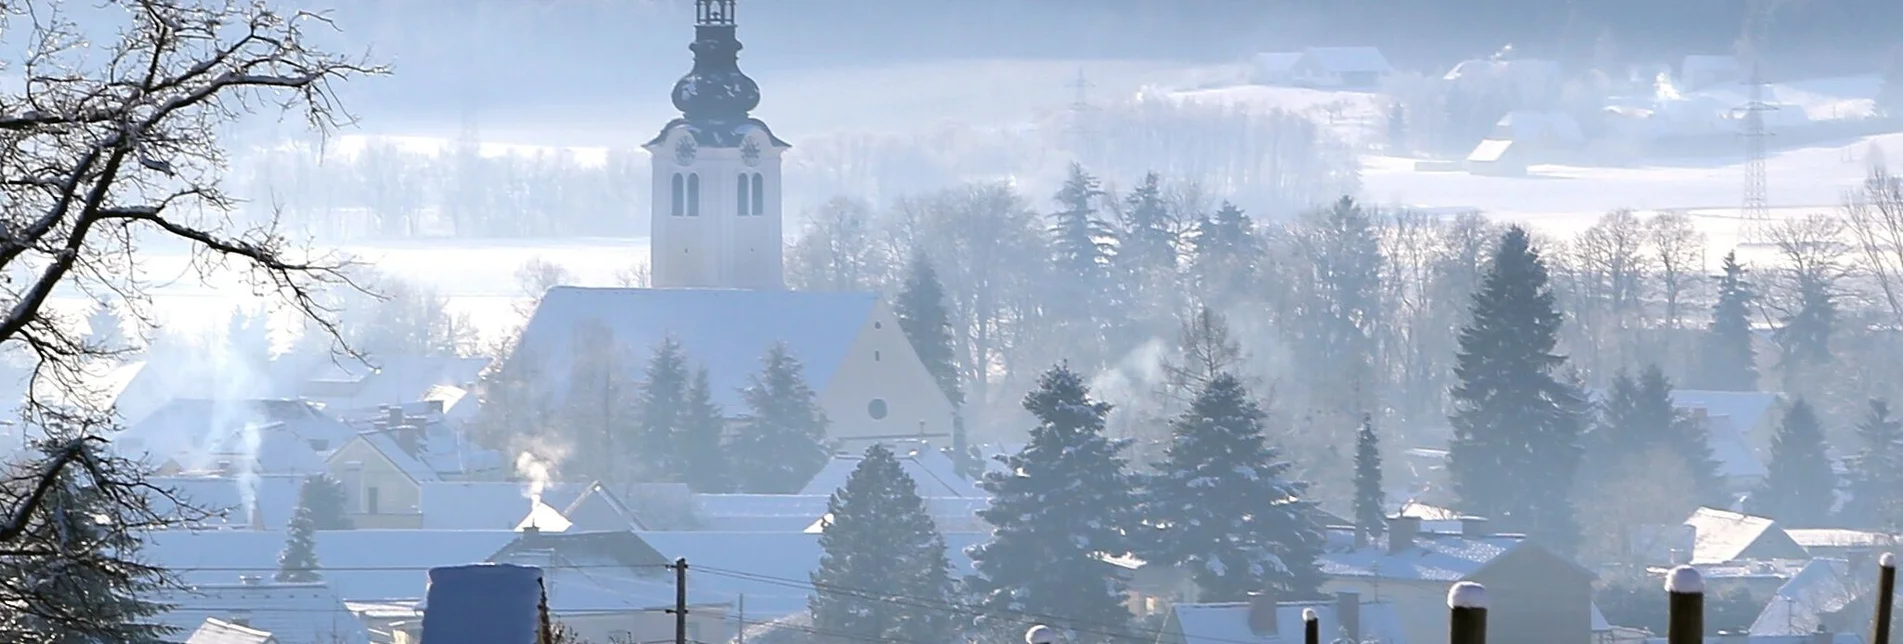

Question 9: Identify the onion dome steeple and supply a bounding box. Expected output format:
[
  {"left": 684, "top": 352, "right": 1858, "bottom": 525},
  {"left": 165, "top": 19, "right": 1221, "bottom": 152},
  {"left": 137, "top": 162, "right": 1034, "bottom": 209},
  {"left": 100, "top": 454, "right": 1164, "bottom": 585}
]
[{"left": 671, "top": 0, "right": 760, "bottom": 122}]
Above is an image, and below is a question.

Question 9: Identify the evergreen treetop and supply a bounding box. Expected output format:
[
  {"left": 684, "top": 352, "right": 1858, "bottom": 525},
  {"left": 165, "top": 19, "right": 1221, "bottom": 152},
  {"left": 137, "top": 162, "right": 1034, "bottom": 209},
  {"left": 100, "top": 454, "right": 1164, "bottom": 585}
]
[
  {"left": 1750, "top": 399, "right": 1836, "bottom": 527},
  {"left": 895, "top": 251, "right": 963, "bottom": 410},
  {"left": 1447, "top": 226, "right": 1584, "bottom": 554},
  {"left": 1354, "top": 414, "right": 1386, "bottom": 539},
  {"left": 276, "top": 505, "right": 323, "bottom": 583},
  {"left": 1049, "top": 162, "right": 1114, "bottom": 285},
  {"left": 1143, "top": 373, "right": 1325, "bottom": 601},
  {"left": 967, "top": 364, "right": 1138, "bottom": 643},
  {"left": 678, "top": 366, "right": 729, "bottom": 493},
  {"left": 1843, "top": 399, "right": 1903, "bottom": 530},
  {"left": 727, "top": 342, "right": 832, "bottom": 494},
  {"left": 810, "top": 444, "right": 956, "bottom": 644},
  {"left": 1117, "top": 171, "right": 1179, "bottom": 272},
  {"left": 1591, "top": 367, "right": 1722, "bottom": 506},
  {"left": 1698, "top": 252, "right": 1759, "bottom": 391},
  {"left": 298, "top": 474, "right": 353, "bottom": 531},
  {"left": 637, "top": 336, "right": 692, "bottom": 481}
]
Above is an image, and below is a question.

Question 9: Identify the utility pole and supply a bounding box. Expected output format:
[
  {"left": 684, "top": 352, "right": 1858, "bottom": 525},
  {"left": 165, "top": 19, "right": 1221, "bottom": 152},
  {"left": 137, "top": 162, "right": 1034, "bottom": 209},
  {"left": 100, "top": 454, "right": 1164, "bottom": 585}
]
[
  {"left": 736, "top": 593, "right": 746, "bottom": 644},
  {"left": 669, "top": 558, "right": 688, "bottom": 644}
]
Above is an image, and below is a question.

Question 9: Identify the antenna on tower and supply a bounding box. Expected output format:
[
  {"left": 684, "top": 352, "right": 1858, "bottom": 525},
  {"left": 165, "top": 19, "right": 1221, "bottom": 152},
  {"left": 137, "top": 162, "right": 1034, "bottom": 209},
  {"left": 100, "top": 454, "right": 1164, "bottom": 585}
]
[
  {"left": 1734, "top": 0, "right": 1778, "bottom": 246},
  {"left": 1735, "top": 63, "right": 1777, "bottom": 245},
  {"left": 1064, "top": 68, "right": 1098, "bottom": 161}
]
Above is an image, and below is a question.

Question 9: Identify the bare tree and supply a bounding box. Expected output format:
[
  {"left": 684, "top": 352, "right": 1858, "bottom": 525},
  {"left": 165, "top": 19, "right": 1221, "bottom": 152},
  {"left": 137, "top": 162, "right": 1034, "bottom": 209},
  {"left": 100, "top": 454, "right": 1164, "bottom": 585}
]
[
  {"left": 0, "top": 0, "right": 378, "bottom": 634},
  {"left": 1646, "top": 211, "right": 1707, "bottom": 330},
  {"left": 1842, "top": 165, "right": 1903, "bottom": 322}
]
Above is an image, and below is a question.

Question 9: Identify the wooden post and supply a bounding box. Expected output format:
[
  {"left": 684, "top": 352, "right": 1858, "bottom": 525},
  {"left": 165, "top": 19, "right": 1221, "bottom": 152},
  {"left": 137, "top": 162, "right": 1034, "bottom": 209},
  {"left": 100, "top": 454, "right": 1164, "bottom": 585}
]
[
  {"left": 1303, "top": 607, "right": 1319, "bottom": 644},
  {"left": 672, "top": 558, "right": 688, "bottom": 644},
  {"left": 1449, "top": 581, "right": 1487, "bottom": 644},
  {"left": 1667, "top": 565, "right": 1704, "bottom": 644},
  {"left": 1875, "top": 553, "right": 1897, "bottom": 644}
]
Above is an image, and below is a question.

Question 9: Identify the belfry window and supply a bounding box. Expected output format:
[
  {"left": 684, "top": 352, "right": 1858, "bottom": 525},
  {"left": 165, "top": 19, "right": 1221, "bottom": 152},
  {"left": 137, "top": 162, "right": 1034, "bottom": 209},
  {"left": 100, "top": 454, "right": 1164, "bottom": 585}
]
[
  {"left": 686, "top": 173, "right": 701, "bottom": 217},
  {"left": 670, "top": 174, "right": 685, "bottom": 217},
  {"left": 737, "top": 173, "right": 750, "bottom": 216},
  {"left": 750, "top": 173, "right": 765, "bottom": 216}
]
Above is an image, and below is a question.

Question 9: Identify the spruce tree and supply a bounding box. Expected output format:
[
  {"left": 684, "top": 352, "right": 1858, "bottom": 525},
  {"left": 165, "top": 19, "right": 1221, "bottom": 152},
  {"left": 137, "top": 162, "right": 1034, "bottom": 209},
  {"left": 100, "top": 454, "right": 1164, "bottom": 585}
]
[
  {"left": 1447, "top": 226, "right": 1585, "bottom": 553},
  {"left": 1117, "top": 171, "right": 1179, "bottom": 274},
  {"left": 85, "top": 302, "right": 128, "bottom": 355},
  {"left": 637, "top": 336, "right": 691, "bottom": 482},
  {"left": 1697, "top": 252, "right": 1758, "bottom": 391},
  {"left": 0, "top": 437, "right": 174, "bottom": 642},
  {"left": 810, "top": 444, "right": 956, "bottom": 644},
  {"left": 1750, "top": 399, "right": 1836, "bottom": 527},
  {"left": 894, "top": 252, "right": 972, "bottom": 476},
  {"left": 1143, "top": 373, "right": 1324, "bottom": 601},
  {"left": 276, "top": 504, "right": 323, "bottom": 583},
  {"left": 1189, "top": 200, "right": 1258, "bottom": 303},
  {"left": 678, "top": 366, "right": 729, "bottom": 492},
  {"left": 1592, "top": 367, "right": 1721, "bottom": 504},
  {"left": 968, "top": 365, "right": 1138, "bottom": 643},
  {"left": 727, "top": 343, "right": 831, "bottom": 493},
  {"left": 298, "top": 474, "right": 353, "bottom": 530},
  {"left": 1774, "top": 276, "right": 1836, "bottom": 376},
  {"left": 1842, "top": 399, "right": 1903, "bottom": 530},
  {"left": 1049, "top": 162, "right": 1114, "bottom": 292},
  {"left": 1353, "top": 414, "right": 1386, "bottom": 539}
]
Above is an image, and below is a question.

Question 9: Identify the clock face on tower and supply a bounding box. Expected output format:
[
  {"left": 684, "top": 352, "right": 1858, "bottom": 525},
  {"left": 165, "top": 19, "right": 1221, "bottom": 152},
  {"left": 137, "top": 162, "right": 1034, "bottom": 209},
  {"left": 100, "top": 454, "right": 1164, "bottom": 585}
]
[
  {"left": 740, "top": 137, "right": 762, "bottom": 167},
  {"left": 673, "top": 136, "right": 698, "bottom": 166}
]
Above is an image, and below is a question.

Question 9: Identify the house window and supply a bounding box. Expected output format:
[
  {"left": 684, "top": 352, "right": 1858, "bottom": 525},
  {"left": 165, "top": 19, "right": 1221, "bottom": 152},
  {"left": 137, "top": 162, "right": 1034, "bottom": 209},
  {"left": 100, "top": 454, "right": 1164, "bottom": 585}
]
[
  {"left": 874, "top": 350, "right": 881, "bottom": 362},
  {"left": 868, "top": 398, "right": 889, "bottom": 420},
  {"left": 366, "top": 487, "right": 380, "bottom": 515},
  {"left": 686, "top": 174, "right": 701, "bottom": 217},
  {"left": 750, "top": 173, "right": 764, "bottom": 215},
  {"left": 670, "top": 174, "right": 685, "bottom": 217},
  {"left": 737, "top": 173, "right": 750, "bottom": 215}
]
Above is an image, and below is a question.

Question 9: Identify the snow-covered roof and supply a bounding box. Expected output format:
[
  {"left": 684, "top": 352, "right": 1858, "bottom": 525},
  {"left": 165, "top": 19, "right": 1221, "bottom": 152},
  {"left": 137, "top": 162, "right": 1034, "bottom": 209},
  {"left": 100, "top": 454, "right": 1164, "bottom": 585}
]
[
  {"left": 1170, "top": 599, "right": 1408, "bottom": 644},
  {"left": 187, "top": 617, "right": 278, "bottom": 644},
  {"left": 1673, "top": 390, "right": 1781, "bottom": 437},
  {"left": 149, "top": 474, "right": 306, "bottom": 531},
  {"left": 1684, "top": 507, "right": 1798, "bottom": 564},
  {"left": 1786, "top": 528, "right": 1896, "bottom": 551},
  {"left": 1749, "top": 557, "right": 1861, "bottom": 636},
  {"left": 145, "top": 529, "right": 521, "bottom": 602},
  {"left": 631, "top": 530, "right": 985, "bottom": 621},
  {"left": 1250, "top": 52, "right": 1304, "bottom": 78},
  {"left": 289, "top": 355, "right": 489, "bottom": 412},
  {"left": 1318, "top": 528, "right": 1527, "bottom": 582},
  {"left": 557, "top": 483, "right": 652, "bottom": 532},
  {"left": 119, "top": 398, "right": 352, "bottom": 474},
  {"left": 1301, "top": 47, "right": 1392, "bottom": 74},
  {"left": 419, "top": 482, "right": 587, "bottom": 530},
  {"left": 1443, "top": 58, "right": 1562, "bottom": 84},
  {"left": 158, "top": 581, "right": 369, "bottom": 644},
  {"left": 512, "top": 287, "right": 876, "bottom": 410},
  {"left": 799, "top": 443, "right": 982, "bottom": 498},
  {"left": 1467, "top": 139, "right": 1515, "bottom": 163},
  {"left": 338, "top": 422, "right": 503, "bottom": 485}
]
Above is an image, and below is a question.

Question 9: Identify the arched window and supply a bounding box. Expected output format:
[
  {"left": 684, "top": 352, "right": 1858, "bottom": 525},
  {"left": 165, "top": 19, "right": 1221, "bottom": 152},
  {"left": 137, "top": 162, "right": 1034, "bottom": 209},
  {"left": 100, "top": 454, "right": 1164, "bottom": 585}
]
[
  {"left": 670, "top": 174, "right": 684, "bottom": 217},
  {"left": 750, "top": 173, "right": 765, "bottom": 216},
  {"left": 686, "top": 173, "right": 701, "bottom": 217},
  {"left": 737, "top": 173, "right": 750, "bottom": 216}
]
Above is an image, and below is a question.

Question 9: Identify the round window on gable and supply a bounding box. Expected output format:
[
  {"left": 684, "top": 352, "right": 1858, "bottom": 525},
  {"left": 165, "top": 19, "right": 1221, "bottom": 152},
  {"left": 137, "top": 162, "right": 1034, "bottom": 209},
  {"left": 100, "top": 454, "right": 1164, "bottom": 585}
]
[
  {"left": 868, "top": 398, "right": 889, "bottom": 420},
  {"left": 874, "top": 321, "right": 883, "bottom": 329}
]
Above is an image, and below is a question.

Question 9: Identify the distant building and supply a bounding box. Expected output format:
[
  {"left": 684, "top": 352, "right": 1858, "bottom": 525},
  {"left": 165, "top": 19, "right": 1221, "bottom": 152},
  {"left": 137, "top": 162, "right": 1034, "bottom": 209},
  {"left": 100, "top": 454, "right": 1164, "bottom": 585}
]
[
  {"left": 326, "top": 406, "right": 505, "bottom": 528},
  {"left": 156, "top": 578, "right": 370, "bottom": 644},
  {"left": 1319, "top": 516, "right": 1596, "bottom": 644},
  {"left": 1465, "top": 110, "right": 1586, "bottom": 176},
  {"left": 1158, "top": 593, "right": 1410, "bottom": 644},
  {"left": 798, "top": 441, "right": 979, "bottom": 497},
  {"left": 1683, "top": 507, "right": 1809, "bottom": 564},
  {"left": 1250, "top": 47, "right": 1391, "bottom": 89},
  {"left": 1748, "top": 555, "right": 1903, "bottom": 638}
]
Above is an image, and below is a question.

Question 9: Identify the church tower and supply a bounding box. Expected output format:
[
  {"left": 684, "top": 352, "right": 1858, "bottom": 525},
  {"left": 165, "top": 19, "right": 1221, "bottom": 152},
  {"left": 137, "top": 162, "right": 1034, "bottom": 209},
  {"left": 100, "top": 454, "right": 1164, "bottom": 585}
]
[{"left": 644, "top": 0, "right": 789, "bottom": 290}]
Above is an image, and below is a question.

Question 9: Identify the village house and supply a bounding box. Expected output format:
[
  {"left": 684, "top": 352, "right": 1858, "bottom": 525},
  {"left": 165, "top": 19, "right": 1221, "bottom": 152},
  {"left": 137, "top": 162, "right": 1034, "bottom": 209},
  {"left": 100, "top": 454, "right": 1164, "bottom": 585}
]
[
  {"left": 1158, "top": 593, "right": 1410, "bottom": 644},
  {"left": 282, "top": 355, "right": 489, "bottom": 420},
  {"left": 1250, "top": 47, "right": 1391, "bottom": 88},
  {"left": 120, "top": 398, "right": 355, "bottom": 476},
  {"left": 156, "top": 578, "right": 371, "bottom": 644},
  {"left": 1318, "top": 516, "right": 1597, "bottom": 644},
  {"left": 1786, "top": 528, "right": 1899, "bottom": 560},
  {"left": 147, "top": 474, "right": 306, "bottom": 532},
  {"left": 1683, "top": 508, "right": 1810, "bottom": 565},
  {"left": 1747, "top": 555, "right": 1902, "bottom": 638},
  {"left": 798, "top": 442, "right": 980, "bottom": 497},
  {"left": 326, "top": 406, "right": 506, "bottom": 528}
]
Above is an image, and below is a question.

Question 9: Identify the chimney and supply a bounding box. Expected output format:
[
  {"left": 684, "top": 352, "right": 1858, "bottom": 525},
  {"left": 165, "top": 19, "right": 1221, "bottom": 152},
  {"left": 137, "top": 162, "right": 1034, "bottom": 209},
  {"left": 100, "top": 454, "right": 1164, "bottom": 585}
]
[
  {"left": 1461, "top": 516, "right": 1490, "bottom": 538},
  {"left": 1669, "top": 548, "right": 1691, "bottom": 565},
  {"left": 1335, "top": 591, "right": 1361, "bottom": 642},
  {"left": 394, "top": 421, "right": 423, "bottom": 457},
  {"left": 229, "top": 609, "right": 253, "bottom": 628},
  {"left": 428, "top": 399, "right": 446, "bottom": 417},
  {"left": 1387, "top": 516, "right": 1420, "bottom": 554},
  {"left": 1246, "top": 591, "right": 1278, "bottom": 636},
  {"left": 386, "top": 405, "right": 405, "bottom": 428}
]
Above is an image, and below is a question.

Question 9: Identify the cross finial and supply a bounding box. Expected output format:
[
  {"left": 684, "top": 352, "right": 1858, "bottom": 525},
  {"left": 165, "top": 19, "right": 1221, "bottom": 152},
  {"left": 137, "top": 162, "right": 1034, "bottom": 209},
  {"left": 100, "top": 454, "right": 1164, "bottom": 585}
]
[{"left": 697, "top": 0, "right": 736, "bottom": 26}]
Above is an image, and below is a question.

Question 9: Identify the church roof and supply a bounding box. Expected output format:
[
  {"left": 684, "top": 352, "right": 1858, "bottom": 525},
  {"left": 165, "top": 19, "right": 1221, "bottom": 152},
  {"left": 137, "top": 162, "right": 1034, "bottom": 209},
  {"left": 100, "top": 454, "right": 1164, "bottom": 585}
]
[
  {"left": 644, "top": 116, "right": 789, "bottom": 149},
  {"left": 512, "top": 287, "right": 875, "bottom": 411}
]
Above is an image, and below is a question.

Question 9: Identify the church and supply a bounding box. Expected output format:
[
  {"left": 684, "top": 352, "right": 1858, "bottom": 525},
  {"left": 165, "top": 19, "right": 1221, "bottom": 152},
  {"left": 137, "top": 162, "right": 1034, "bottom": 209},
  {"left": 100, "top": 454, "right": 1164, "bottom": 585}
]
[{"left": 512, "top": 0, "right": 955, "bottom": 447}]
